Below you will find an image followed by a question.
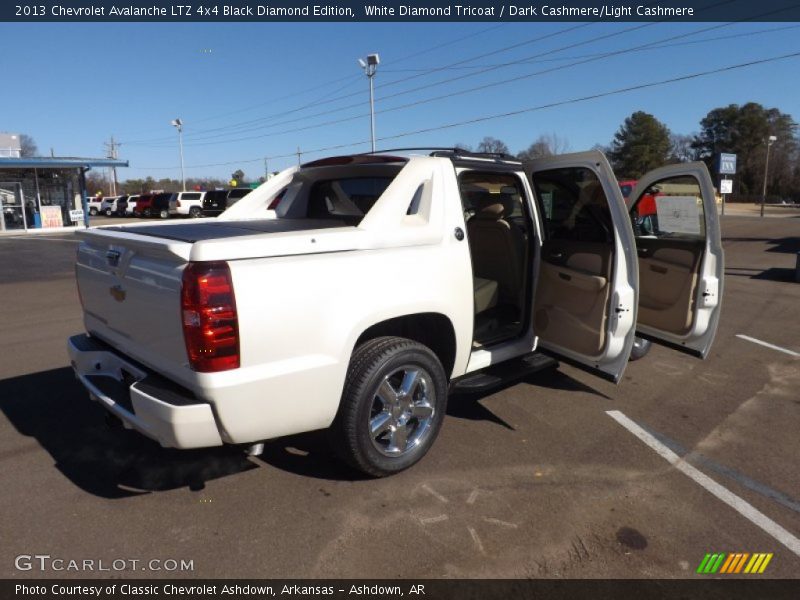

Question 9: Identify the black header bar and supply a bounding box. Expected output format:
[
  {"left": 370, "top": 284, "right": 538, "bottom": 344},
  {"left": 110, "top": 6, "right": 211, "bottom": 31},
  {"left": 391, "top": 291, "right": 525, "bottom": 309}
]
[
  {"left": 5, "top": 0, "right": 800, "bottom": 22},
  {"left": 5, "top": 579, "right": 800, "bottom": 600}
]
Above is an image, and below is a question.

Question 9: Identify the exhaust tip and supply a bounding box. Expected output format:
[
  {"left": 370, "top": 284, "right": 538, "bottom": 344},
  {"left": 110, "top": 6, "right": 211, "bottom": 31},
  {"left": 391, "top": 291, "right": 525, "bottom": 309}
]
[{"left": 245, "top": 442, "right": 265, "bottom": 456}]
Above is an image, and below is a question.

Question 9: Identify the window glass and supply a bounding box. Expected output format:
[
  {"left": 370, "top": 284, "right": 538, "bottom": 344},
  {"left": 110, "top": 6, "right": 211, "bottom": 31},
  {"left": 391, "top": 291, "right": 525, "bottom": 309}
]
[
  {"left": 532, "top": 167, "right": 613, "bottom": 244},
  {"left": 306, "top": 177, "right": 394, "bottom": 222},
  {"left": 458, "top": 171, "right": 526, "bottom": 223},
  {"left": 630, "top": 175, "right": 705, "bottom": 240},
  {"left": 181, "top": 192, "right": 201, "bottom": 200}
]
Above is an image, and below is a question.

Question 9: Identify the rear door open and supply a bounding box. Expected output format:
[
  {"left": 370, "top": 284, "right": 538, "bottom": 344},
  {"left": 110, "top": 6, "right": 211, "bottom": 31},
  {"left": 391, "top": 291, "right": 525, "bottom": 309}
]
[
  {"left": 628, "top": 162, "right": 723, "bottom": 357},
  {"left": 526, "top": 151, "right": 638, "bottom": 383}
]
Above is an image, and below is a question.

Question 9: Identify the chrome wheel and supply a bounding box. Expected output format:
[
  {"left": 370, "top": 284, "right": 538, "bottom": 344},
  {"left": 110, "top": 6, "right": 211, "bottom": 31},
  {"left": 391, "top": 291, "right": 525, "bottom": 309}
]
[
  {"left": 369, "top": 366, "right": 435, "bottom": 457},
  {"left": 630, "top": 336, "right": 652, "bottom": 361}
]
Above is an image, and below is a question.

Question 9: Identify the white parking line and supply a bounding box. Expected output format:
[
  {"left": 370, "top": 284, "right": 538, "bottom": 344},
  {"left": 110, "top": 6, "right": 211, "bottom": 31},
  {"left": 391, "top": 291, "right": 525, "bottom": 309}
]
[
  {"left": 606, "top": 410, "right": 800, "bottom": 558},
  {"left": 736, "top": 334, "right": 800, "bottom": 358}
]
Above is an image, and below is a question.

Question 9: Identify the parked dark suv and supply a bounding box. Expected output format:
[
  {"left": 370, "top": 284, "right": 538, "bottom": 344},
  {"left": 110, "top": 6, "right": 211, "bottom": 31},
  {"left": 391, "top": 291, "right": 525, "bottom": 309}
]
[
  {"left": 151, "top": 192, "right": 176, "bottom": 219},
  {"left": 202, "top": 188, "right": 252, "bottom": 217},
  {"left": 134, "top": 193, "right": 174, "bottom": 218}
]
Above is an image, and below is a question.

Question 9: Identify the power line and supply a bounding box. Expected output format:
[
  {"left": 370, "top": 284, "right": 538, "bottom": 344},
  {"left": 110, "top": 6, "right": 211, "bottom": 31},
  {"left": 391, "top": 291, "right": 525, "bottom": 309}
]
[
  {"left": 380, "top": 24, "right": 800, "bottom": 72},
  {"left": 118, "top": 24, "right": 511, "bottom": 145},
  {"left": 142, "top": 1, "right": 764, "bottom": 147},
  {"left": 129, "top": 22, "right": 654, "bottom": 148},
  {"left": 133, "top": 50, "right": 800, "bottom": 171},
  {"left": 121, "top": 0, "right": 731, "bottom": 146},
  {"left": 155, "top": 18, "right": 775, "bottom": 149}
]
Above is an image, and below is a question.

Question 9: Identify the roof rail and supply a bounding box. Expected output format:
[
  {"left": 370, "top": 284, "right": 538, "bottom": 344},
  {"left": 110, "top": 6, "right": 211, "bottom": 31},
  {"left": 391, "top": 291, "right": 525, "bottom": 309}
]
[{"left": 429, "top": 148, "right": 521, "bottom": 163}]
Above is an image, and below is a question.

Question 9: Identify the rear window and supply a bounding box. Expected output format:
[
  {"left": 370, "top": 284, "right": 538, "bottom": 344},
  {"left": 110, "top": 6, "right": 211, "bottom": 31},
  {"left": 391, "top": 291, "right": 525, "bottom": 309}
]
[
  {"left": 227, "top": 189, "right": 251, "bottom": 200},
  {"left": 306, "top": 177, "right": 394, "bottom": 222},
  {"left": 181, "top": 192, "right": 201, "bottom": 200}
]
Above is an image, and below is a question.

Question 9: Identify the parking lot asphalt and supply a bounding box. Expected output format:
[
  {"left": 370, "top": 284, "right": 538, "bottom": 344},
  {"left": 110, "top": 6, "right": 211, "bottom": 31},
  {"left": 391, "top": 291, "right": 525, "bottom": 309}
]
[{"left": 0, "top": 215, "right": 798, "bottom": 579}]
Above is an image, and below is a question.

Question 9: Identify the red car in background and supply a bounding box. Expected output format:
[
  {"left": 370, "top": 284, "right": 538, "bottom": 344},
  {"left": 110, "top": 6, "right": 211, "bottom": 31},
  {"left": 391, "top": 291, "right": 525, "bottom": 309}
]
[
  {"left": 619, "top": 179, "right": 657, "bottom": 216},
  {"left": 132, "top": 193, "right": 156, "bottom": 217}
]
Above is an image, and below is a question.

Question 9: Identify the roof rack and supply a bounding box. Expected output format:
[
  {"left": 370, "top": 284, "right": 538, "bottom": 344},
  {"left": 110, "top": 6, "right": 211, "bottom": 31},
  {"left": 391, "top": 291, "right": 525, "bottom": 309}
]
[
  {"left": 429, "top": 149, "right": 521, "bottom": 163},
  {"left": 301, "top": 147, "right": 523, "bottom": 168}
]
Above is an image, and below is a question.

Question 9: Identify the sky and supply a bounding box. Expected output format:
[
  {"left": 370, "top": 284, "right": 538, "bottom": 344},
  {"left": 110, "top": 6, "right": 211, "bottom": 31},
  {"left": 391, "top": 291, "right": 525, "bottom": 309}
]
[{"left": 2, "top": 16, "right": 800, "bottom": 182}]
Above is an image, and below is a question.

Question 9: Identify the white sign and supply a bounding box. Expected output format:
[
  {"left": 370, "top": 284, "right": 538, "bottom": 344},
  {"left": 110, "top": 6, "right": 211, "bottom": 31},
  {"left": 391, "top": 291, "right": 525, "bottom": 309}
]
[
  {"left": 69, "top": 209, "right": 84, "bottom": 222},
  {"left": 720, "top": 179, "right": 733, "bottom": 195},
  {"left": 655, "top": 196, "right": 701, "bottom": 236},
  {"left": 40, "top": 206, "right": 63, "bottom": 229}
]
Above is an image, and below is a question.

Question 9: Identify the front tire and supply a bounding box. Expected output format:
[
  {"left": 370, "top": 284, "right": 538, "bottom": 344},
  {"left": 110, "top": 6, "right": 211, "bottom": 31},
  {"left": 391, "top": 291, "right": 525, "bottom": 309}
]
[
  {"left": 330, "top": 336, "right": 448, "bottom": 477},
  {"left": 159, "top": 209, "right": 169, "bottom": 219},
  {"left": 143, "top": 208, "right": 151, "bottom": 218},
  {"left": 89, "top": 208, "right": 98, "bottom": 216},
  {"left": 629, "top": 336, "right": 652, "bottom": 361}
]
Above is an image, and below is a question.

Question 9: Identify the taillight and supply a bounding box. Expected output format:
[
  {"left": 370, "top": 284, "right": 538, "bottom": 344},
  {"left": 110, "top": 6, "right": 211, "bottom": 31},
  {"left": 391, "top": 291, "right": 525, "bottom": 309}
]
[
  {"left": 267, "top": 190, "right": 285, "bottom": 210},
  {"left": 176, "top": 200, "right": 181, "bottom": 207},
  {"left": 181, "top": 262, "right": 240, "bottom": 372}
]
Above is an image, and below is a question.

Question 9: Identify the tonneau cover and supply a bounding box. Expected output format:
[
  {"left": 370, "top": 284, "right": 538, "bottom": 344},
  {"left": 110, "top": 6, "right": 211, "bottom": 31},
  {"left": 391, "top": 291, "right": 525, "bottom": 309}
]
[{"left": 103, "top": 218, "right": 351, "bottom": 243}]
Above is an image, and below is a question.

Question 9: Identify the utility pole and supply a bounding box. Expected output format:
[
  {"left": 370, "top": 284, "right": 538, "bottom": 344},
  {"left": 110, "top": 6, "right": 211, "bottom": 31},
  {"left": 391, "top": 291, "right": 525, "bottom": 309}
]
[
  {"left": 296, "top": 147, "right": 302, "bottom": 166},
  {"left": 760, "top": 135, "right": 777, "bottom": 218},
  {"left": 264, "top": 157, "right": 269, "bottom": 180},
  {"left": 104, "top": 136, "right": 119, "bottom": 195}
]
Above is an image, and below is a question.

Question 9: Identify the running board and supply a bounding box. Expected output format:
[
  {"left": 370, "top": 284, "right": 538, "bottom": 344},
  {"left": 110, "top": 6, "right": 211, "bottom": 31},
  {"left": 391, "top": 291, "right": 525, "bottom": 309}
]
[{"left": 451, "top": 352, "right": 558, "bottom": 392}]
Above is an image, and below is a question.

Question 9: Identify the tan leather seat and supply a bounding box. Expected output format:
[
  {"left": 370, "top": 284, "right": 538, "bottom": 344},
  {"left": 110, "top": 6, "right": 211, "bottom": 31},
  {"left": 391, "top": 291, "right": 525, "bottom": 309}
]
[
  {"left": 473, "top": 277, "right": 499, "bottom": 314},
  {"left": 467, "top": 193, "right": 526, "bottom": 307}
]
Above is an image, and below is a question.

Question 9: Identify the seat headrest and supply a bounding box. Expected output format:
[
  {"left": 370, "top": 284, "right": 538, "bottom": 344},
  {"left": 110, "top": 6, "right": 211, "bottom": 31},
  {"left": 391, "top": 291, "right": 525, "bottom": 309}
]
[{"left": 474, "top": 192, "right": 516, "bottom": 219}]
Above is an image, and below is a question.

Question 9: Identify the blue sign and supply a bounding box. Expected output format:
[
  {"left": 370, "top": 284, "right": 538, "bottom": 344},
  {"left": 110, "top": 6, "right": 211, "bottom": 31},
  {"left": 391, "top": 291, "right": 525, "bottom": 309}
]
[{"left": 719, "top": 153, "right": 737, "bottom": 175}]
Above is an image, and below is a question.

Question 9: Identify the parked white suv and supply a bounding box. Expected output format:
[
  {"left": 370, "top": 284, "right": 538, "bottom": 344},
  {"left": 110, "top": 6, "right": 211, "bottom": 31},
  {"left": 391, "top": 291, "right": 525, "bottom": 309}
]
[
  {"left": 87, "top": 196, "right": 104, "bottom": 216},
  {"left": 68, "top": 150, "right": 723, "bottom": 476},
  {"left": 170, "top": 191, "right": 206, "bottom": 218},
  {"left": 100, "top": 195, "right": 121, "bottom": 216}
]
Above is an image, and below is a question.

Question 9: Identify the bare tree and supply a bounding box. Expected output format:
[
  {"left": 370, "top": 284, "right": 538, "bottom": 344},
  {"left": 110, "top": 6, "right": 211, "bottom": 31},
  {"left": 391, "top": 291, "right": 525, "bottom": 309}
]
[
  {"left": 476, "top": 136, "right": 510, "bottom": 155},
  {"left": 669, "top": 133, "right": 696, "bottom": 163},
  {"left": 517, "top": 133, "right": 571, "bottom": 160},
  {"left": 19, "top": 134, "right": 38, "bottom": 157}
]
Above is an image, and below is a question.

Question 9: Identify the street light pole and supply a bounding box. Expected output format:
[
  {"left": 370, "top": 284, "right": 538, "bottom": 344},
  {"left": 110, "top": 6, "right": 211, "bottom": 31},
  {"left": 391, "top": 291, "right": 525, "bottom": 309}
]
[
  {"left": 760, "top": 135, "right": 777, "bottom": 218},
  {"left": 358, "top": 53, "right": 380, "bottom": 153},
  {"left": 171, "top": 118, "right": 186, "bottom": 192}
]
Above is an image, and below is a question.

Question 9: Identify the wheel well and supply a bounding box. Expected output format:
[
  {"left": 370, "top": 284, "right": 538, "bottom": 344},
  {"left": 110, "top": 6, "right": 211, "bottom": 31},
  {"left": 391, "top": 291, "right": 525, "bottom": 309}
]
[{"left": 355, "top": 313, "right": 457, "bottom": 378}]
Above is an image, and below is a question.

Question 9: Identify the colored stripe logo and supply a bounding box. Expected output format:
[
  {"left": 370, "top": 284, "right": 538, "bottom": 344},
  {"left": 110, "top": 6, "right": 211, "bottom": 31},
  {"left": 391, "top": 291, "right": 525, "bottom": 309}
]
[{"left": 696, "top": 552, "right": 773, "bottom": 574}]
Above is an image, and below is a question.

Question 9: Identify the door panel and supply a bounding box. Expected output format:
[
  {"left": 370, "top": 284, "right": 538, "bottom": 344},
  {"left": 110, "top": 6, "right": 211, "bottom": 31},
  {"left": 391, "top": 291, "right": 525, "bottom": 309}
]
[
  {"left": 629, "top": 163, "right": 723, "bottom": 357},
  {"left": 526, "top": 151, "right": 638, "bottom": 382}
]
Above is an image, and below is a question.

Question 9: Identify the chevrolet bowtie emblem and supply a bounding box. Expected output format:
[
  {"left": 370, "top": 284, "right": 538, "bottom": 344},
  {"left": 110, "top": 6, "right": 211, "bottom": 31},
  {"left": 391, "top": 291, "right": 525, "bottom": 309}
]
[{"left": 110, "top": 285, "right": 126, "bottom": 302}]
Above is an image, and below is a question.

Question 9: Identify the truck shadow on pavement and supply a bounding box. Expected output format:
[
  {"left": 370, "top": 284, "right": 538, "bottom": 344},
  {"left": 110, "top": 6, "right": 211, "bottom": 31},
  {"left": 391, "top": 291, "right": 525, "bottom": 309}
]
[
  {"left": 256, "top": 365, "right": 610, "bottom": 480},
  {"left": 0, "top": 367, "right": 257, "bottom": 498},
  {"left": 0, "top": 365, "right": 610, "bottom": 488}
]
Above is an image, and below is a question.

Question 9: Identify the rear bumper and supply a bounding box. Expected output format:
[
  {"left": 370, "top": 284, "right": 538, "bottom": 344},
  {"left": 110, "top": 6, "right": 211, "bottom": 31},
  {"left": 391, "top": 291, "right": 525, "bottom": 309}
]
[{"left": 67, "top": 334, "right": 223, "bottom": 449}]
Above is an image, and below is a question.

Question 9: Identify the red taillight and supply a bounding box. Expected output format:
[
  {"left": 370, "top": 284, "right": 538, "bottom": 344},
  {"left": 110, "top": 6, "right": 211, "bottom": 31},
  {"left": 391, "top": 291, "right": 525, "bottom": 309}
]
[
  {"left": 176, "top": 200, "right": 181, "bottom": 207},
  {"left": 181, "top": 261, "right": 240, "bottom": 372},
  {"left": 267, "top": 190, "right": 286, "bottom": 210}
]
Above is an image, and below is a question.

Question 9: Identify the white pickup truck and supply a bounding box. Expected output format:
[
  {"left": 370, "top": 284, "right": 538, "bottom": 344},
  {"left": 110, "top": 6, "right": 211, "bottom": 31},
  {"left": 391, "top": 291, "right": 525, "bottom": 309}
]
[{"left": 68, "top": 150, "right": 723, "bottom": 476}]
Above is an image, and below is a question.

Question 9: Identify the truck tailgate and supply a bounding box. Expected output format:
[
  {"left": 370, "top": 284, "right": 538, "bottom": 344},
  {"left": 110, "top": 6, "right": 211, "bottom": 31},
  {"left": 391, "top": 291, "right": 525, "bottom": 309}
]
[{"left": 75, "top": 228, "right": 192, "bottom": 376}]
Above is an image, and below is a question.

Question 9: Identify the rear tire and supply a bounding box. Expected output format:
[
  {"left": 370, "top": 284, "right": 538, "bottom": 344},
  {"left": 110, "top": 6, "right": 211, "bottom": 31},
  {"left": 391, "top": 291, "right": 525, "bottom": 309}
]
[
  {"left": 159, "top": 209, "right": 169, "bottom": 219},
  {"left": 89, "top": 208, "right": 98, "bottom": 216},
  {"left": 143, "top": 208, "right": 151, "bottom": 218},
  {"left": 104, "top": 208, "right": 113, "bottom": 217},
  {"left": 629, "top": 336, "right": 652, "bottom": 361},
  {"left": 189, "top": 206, "right": 202, "bottom": 218},
  {"left": 330, "top": 336, "right": 448, "bottom": 477}
]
